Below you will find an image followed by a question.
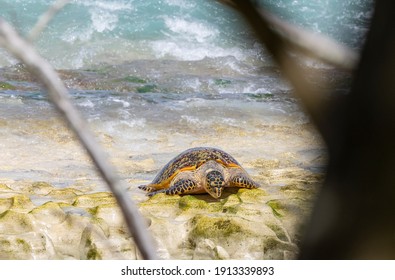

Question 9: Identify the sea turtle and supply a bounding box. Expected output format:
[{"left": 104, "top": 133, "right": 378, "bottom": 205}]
[{"left": 138, "top": 147, "right": 260, "bottom": 199}]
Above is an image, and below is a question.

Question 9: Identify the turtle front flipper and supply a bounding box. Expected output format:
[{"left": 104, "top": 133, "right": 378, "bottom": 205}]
[
  {"left": 147, "top": 178, "right": 198, "bottom": 196},
  {"left": 229, "top": 170, "right": 260, "bottom": 189},
  {"left": 138, "top": 184, "right": 158, "bottom": 193}
]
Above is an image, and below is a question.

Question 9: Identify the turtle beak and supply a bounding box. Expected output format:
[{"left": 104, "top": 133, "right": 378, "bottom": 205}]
[
  {"left": 214, "top": 187, "right": 222, "bottom": 198},
  {"left": 208, "top": 187, "right": 222, "bottom": 199}
]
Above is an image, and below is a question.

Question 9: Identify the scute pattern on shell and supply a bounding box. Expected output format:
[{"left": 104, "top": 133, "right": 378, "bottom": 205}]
[{"left": 151, "top": 147, "right": 241, "bottom": 185}]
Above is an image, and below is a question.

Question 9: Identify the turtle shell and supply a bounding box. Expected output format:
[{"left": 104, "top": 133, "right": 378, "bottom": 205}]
[{"left": 150, "top": 147, "right": 241, "bottom": 189}]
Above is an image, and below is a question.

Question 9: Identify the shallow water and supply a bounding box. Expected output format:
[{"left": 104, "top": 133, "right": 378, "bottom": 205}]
[{"left": 0, "top": 60, "right": 327, "bottom": 197}]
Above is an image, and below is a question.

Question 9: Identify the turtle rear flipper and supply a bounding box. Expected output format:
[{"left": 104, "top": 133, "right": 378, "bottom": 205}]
[{"left": 148, "top": 178, "right": 198, "bottom": 196}]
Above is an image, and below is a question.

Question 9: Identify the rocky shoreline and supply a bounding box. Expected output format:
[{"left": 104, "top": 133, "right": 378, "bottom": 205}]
[{"left": 0, "top": 158, "right": 322, "bottom": 259}]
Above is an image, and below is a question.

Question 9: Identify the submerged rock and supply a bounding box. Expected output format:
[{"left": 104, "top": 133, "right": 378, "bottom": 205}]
[
  {"left": 0, "top": 184, "right": 13, "bottom": 192},
  {"left": 29, "top": 181, "right": 54, "bottom": 195},
  {"left": 72, "top": 192, "right": 116, "bottom": 208},
  {"left": 0, "top": 232, "right": 51, "bottom": 259},
  {"left": 30, "top": 202, "right": 67, "bottom": 225},
  {"left": 0, "top": 210, "right": 35, "bottom": 234}
]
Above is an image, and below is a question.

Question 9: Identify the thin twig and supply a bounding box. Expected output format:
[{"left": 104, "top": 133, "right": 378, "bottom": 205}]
[
  {"left": 221, "top": 0, "right": 329, "bottom": 139},
  {"left": 257, "top": 9, "right": 358, "bottom": 71},
  {"left": 28, "top": 0, "right": 70, "bottom": 42},
  {"left": 218, "top": 0, "right": 359, "bottom": 71},
  {"left": 0, "top": 18, "right": 158, "bottom": 260}
]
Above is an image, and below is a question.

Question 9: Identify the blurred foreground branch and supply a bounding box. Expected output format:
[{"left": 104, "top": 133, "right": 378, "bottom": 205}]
[
  {"left": 218, "top": 0, "right": 359, "bottom": 71},
  {"left": 0, "top": 18, "right": 157, "bottom": 260},
  {"left": 28, "top": 0, "right": 70, "bottom": 42},
  {"left": 299, "top": 0, "right": 395, "bottom": 259},
  {"left": 218, "top": 0, "right": 330, "bottom": 139}
]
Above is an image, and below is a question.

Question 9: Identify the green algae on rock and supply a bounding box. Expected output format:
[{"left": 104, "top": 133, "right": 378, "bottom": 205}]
[
  {"left": 117, "top": 76, "right": 147, "bottom": 84},
  {"left": 136, "top": 84, "right": 157, "bottom": 93},
  {"left": 0, "top": 210, "right": 35, "bottom": 234},
  {"left": 178, "top": 195, "right": 209, "bottom": 211},
  {"left": 139, "top": 187, "right": 298, "bottom": 259},
  {"left": 0, "top": 232, "right": 49, "bottom": 259},
  {"left": 29, "top": 181, "right": 55, "bottom": 195},
  {"left": 267, "top": 200, "right": 286, "bottom": 218},
  {"left": 0, "top": 184, "right": 13, "bottom": 192},
  {"left": 42, "top": 188, "right": 83, "bottom": 205},
  {"left": 30, "top": 202, "right": 67, "bottom": 225},
  {"left": 0, "top": 181, "right": 133, "bottom": 259},
  {"left": 91, "top": 203, "right": 124, "bottom": 228},
  {"left": 0, "top": 198, "right": 12, "bottom": 214},
  {"left": 190, "top": 215, "right": 242, "bottom": 238},
  {"left": 0, "top": 81, "right": 16, "bottom": 90},
  {"left": 0, "top": 161, "right": 319, "bottom": 260},
  {"left": 214, "top": 78, "right": 232, "bottom": 87},
  {"left": 72, "top": 192, "right": 116, "bottom": 208},
  {"left": 10, "top": 195, "right": 36, "bottom": 212}
]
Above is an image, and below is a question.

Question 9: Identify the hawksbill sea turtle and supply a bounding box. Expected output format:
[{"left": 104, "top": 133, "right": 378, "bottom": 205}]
[{"left": 138, "top": 147, "right": 261, "bottom": 199}]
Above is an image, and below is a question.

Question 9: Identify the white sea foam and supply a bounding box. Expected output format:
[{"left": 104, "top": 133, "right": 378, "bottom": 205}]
[
  {"left": 165, "top": 0, "right": 196, "bottom": 9},
  {"left": 81, "top": 0, "right": 133, "bottom": 12},
  {"left": 61, "top": 0, "right": 133, "bottom": 43},
  {"left": 120, "top": 119, "right": 146, "bottom": 128},
  {"left": 86, "top": 0, "right": 133, "bottom": 33},
  {"left": 163, "top": 16, "right": 218, "bottom": 43},
  {"left": 60, "top": 26, "right": 93, "bottom": 43},
  {"left": 182, "top": 78, "right": 203, "bottom": 92},
  {"left": 147, "top": 15, "right": 249, "bottom": 61},
  {"left": 150, "top": 40, "right": 246, "bottom": 61},
  {"left": 180, "top": 115, "right": 200, "bottom": 125},
  {"left": 242, "top": 85, "right": 271, "bottom": 94},
  {"left": 90, "top": 9, "right": 119, "bottom": 33},
  {"left": 78, "top": 99, "right": 95, "bottom": 108},
  {"left": 110, "top": 98, "right": 131, "bottom": 108}
]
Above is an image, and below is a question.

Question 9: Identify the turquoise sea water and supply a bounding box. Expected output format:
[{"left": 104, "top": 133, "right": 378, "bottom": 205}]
[{"left": 0, "top": 0, "right": 373, "bottom": 68}]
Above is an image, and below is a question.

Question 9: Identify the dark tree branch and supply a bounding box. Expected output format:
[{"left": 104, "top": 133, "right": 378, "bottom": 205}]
[{"left": 299, "top": 0, "right": 395, "bottom": 259}]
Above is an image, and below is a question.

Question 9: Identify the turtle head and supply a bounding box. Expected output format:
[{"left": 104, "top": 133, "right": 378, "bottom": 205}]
[{"left": 205, "top": 170, "right": 225, "bottom": 198}]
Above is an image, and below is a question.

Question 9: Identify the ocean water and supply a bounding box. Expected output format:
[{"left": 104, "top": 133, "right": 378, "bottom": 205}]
[
  {"left": 0, "top": 0, "right": 373, "bottom": 190},
  {"left": 0, "top": 0, "right": 372, "bottom": 68}
]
